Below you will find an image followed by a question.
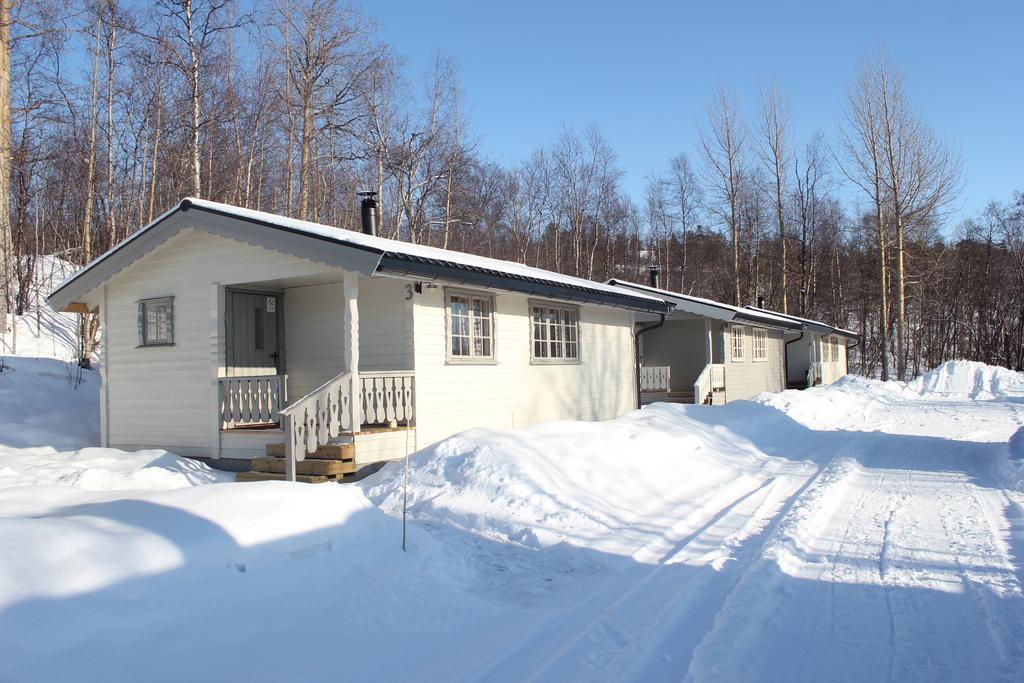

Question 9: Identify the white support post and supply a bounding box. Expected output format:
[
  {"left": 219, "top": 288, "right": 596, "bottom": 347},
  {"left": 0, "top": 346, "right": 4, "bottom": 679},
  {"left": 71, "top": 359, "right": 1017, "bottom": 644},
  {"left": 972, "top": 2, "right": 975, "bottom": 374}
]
[
  {"left": 210, "top": 283, "right": 224, "bottom": 459},
  {"left": 343, "top": 272, "right": 360, "bottom": 432},
  {"left": 703, "top": 319, "right": 713, "bottom": 365},
  {"left": 99, "top": 285, "right": 109, "bottom": 448}
]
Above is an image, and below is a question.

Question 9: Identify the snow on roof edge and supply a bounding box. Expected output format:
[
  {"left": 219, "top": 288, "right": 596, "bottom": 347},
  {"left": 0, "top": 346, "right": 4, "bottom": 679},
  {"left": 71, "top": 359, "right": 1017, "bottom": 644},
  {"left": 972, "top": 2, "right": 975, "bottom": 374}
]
[
  {"left": 744, "top": 306, "right": 860, "bottom": 339},
  {"left": 605, "top": 279, "right": 800, "bottom": 329},
  {"left": 49, "top": 198, "right": 669, "bottom": 312}
]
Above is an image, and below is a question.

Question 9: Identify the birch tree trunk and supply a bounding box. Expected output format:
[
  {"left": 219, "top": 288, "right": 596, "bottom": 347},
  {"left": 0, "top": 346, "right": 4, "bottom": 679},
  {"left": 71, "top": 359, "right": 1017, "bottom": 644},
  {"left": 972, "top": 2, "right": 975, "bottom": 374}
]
[{"left": 0, "top": 0, "right": 10, "bottom": 336}]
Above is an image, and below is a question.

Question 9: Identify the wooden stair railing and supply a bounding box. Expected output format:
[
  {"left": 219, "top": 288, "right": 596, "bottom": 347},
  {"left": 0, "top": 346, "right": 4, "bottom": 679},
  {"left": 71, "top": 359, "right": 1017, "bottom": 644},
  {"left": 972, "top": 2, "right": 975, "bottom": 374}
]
[
  {"left": 279, "top": 371, "right": 355, "bottom": 482},
  {"left": 693, "top": 363, "right": 726, "bottom": 405},
  {"left": 277, "top": 370, "right": 416, "bottom": 482}
]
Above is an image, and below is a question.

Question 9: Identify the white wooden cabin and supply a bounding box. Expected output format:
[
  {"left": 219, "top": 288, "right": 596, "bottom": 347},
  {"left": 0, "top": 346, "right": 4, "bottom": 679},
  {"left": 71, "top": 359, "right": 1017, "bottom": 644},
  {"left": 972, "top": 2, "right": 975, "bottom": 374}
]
[
  {"left": 48, "top": 198, "right": 670, "bottom": 481},
  {"left": 605, "top": 279, "right": 802, "bottom": 405},
  {"left": 744, "top": 307, "right": 860, "bottom": 387}
]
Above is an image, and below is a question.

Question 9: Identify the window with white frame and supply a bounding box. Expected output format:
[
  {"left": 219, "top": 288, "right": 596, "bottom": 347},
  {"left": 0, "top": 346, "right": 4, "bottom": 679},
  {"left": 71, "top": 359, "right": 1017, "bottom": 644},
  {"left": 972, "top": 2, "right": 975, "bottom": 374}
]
[
  {"left": 821, "top": 335, "right": 831, "bottom": 362},
  {"left": 730, "top": 325, "right": 744, "bottom": 361},
  {"left": 752, "top": 328, "right": 768, "bottom": 361},
  {"left": 531, "top": 303, "right": 580, "bottom": 361},
  {"left": 138, "top": 297, "right": 174, "bottom": 346},
  {"left": 832, "top": 336, "right": 840, "bottom": 360},
  {"left": 447, "top": 291, "right": 494, "bottom": 361}
]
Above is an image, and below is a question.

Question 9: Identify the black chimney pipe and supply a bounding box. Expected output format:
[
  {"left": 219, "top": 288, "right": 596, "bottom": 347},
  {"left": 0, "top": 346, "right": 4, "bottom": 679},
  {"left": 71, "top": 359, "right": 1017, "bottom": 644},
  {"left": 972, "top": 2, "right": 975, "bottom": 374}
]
[
  {"left": 357, "top": 191, "right": 379, "bottom": 236},
  {"left": 649, "top": 266, "right": 660, "bottom": 289},
  {"left": 757, "top": 294, "right": 765, "bottom": 309}
]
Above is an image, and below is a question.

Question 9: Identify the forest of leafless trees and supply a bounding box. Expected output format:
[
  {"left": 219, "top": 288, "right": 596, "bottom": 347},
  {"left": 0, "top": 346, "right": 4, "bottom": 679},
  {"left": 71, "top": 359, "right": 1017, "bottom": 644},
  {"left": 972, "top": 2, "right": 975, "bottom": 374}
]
[{"left": 0, "top": 0, "right": 1021, "bottom": 377}]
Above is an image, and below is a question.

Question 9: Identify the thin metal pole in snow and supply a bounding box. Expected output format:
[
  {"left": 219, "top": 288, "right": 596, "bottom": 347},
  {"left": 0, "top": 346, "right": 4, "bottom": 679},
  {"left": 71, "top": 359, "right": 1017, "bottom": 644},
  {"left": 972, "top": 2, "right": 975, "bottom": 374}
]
[{"left": 402, "top": 417, "right": 410, "bottom": 552}]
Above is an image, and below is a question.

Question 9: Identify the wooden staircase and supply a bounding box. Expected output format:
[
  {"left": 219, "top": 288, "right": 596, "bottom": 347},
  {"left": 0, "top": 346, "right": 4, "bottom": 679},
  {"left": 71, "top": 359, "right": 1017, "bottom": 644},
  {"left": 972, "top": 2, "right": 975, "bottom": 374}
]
[{"left": 235, "top": 442, "right": 358, "bottom": 484}]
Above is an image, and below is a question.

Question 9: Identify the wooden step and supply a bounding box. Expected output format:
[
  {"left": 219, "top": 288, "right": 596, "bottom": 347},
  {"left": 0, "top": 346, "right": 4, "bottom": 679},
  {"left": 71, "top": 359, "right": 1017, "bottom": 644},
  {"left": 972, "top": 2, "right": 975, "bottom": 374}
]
[
  {"left": 251, "top": 456, "right": 356, "bottom": 476},
  {"left": 236, "top": 471, "right": 329, "bottom": 484},
  {"left": 265, "top": 442, "right": 354, "bottom": 460}
]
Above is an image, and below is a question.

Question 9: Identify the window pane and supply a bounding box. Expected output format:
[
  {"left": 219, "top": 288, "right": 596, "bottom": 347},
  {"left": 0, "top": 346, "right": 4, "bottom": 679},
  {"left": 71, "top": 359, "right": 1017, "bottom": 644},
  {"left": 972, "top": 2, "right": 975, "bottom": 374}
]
[
  {"left": 254, "top": 308, "right": 264, "bottom": 350},
  {"left": 142, "top": 300, "right": 172, "bottom": 344}
]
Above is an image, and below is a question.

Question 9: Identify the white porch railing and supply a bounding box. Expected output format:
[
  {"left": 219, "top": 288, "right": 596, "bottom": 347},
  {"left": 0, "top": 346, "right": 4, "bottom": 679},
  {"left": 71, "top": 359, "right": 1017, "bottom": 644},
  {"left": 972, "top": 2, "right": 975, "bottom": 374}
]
[
  {"left": 808, "top": 361, "right": 822, "bottom": 387},
  {"left": 360, "top": 372, "right": 415, "bottom": 426},
  {"left": 693, "top": 363, "right": 726, "bottom": 405},
  {"left": 278, "top": 370, "right": 415, "bottom": 481},
  {"left": 640, "top": 366, "right": 671, "bottom": 392},
  {"left": 219, "top": 375, "right": 287, "bottom": 428}
]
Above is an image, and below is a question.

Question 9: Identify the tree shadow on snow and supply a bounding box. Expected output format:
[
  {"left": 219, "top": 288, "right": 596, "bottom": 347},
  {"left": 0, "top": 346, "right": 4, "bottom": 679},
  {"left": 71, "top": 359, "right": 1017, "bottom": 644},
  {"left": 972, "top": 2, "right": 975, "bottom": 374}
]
[{"left": 2, "top": 487, "right": 1023, "bottom": 682}]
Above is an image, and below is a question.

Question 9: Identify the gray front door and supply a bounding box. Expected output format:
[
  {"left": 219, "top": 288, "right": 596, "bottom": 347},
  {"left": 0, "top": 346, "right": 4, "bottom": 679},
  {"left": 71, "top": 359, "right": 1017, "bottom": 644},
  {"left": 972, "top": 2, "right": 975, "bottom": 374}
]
[{"left": 227, "top": 290, "right": 282, "bottom": 376}]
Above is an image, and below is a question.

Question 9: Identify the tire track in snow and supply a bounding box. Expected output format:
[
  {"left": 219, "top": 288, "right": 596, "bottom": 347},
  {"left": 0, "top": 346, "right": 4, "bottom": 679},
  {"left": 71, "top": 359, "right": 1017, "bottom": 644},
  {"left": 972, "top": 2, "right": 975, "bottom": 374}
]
[
  {"left": 518, "top": 477, "right": 784, "bottom": 682},
  {"left": 458, "top": 462, "right": 816, "bottom": 683},
  {"left": 935, "top": 472, "right": 1024, "bottom": 674}
]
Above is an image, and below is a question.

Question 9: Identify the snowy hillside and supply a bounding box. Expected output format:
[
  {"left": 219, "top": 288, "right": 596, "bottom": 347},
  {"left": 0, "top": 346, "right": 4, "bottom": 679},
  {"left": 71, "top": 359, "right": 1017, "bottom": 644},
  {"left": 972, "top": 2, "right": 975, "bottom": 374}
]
[
  {"left": 1, "top": 255, "right": 82, "bottom": 361},
  {"left": 1, "top": 354, "right": 1022, "bottom": 681}
]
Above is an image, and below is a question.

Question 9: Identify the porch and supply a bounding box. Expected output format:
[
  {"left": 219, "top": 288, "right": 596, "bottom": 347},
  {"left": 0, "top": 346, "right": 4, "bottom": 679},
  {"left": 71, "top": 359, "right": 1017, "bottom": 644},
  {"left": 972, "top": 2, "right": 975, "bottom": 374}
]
[
  {"left": 639, "top": 363, "right": 726, "bottom": 405},
  {"left": 212, "top": 270, "right": 417, "bottom": 481},
  {"left": 637, "top": 316, "right": 728, "bottom": 405}
]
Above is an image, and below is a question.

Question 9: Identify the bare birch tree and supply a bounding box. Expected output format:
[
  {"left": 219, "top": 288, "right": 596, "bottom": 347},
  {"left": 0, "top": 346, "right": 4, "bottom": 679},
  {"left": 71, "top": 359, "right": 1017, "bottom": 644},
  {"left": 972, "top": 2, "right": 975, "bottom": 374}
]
[
  {"left": 699, "top": 87, "right": 746, "bottom": 305},
  {"left": 0, "top": 0, "right": 11, "bottom": 337},
  {"left": 757, "top": 80, "right": 791, "bottom": 312}
]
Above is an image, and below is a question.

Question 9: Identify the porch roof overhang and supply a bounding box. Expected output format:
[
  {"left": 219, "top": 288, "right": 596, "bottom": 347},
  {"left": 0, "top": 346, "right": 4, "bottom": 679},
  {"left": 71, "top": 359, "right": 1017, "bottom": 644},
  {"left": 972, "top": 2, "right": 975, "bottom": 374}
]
[
  {"left": 744, "top": 306, "right": 861, "bottom": 341},
  {"left": 47, "top": 198, "right": 671, "bottom": 316},
  {"left": 605, "top": 279, "right": 802, "bottom": 331}
]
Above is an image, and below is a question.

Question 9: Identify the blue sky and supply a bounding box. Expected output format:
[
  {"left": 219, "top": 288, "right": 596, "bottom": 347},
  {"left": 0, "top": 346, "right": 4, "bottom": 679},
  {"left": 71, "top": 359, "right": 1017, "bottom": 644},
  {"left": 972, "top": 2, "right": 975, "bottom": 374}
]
[{"left": 369, "top": 0, "right": 1023, "bottom": 227}]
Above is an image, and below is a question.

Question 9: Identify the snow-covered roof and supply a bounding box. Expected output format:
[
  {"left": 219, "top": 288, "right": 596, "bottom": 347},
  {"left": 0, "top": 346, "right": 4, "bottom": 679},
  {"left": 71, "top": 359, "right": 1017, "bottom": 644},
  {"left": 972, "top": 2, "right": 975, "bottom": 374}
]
[
  {"left": 49, "top": 198, "right": 671, "bottom": 314},
  {"left": 605, "top": 279, "right": 802, "bottom": 330},
  {"left": 744, "top": 306, "right": 860, "bottom": 340}
]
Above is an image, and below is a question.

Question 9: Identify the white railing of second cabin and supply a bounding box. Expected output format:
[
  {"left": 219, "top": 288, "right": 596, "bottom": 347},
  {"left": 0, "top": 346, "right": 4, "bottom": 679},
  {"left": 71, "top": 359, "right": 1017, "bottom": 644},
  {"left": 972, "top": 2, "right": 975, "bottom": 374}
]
[
  {"left": 693, "top": 363, "right": 726, "bottom": 404},
  {"left": 219, "top": 375, "right": 286, "bottom": 428},
  {"left": 807, "top": 361, "right": 822, "bottom": 387},
  {"left": 639, "top": 366, "right": 671, "bottom": 392},
  {"left": 278, "top": 370, "right": 415, "bottom": 481}
]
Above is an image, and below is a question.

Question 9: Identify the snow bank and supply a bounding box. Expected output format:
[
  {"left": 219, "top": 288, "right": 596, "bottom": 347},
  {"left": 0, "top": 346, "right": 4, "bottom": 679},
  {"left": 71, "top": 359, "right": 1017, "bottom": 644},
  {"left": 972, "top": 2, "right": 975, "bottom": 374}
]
[
  {"left": 0, "top": 356, "right": 99, "bottom": 449},
  {"left": 0, "top": 481, "right": 417, "bottom": 631},
  {"left": 996, "top": 426, "right": 1024, "bottom": 491},
  {"left": 0, "top": 447, "right": 228, "bottom": 492},
  {"left": 905, "top": 359, "right": 1024, "bottom": 400},
  {"left": 362, "top": 403, "right": 801, "bottom": 558}
]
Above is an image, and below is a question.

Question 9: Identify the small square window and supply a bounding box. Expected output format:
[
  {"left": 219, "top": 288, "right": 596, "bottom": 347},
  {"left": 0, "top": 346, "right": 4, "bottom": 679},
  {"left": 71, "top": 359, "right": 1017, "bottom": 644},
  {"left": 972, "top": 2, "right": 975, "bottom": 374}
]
[{"left": 138, "top": 297, "right": 174, "bottom": 346}]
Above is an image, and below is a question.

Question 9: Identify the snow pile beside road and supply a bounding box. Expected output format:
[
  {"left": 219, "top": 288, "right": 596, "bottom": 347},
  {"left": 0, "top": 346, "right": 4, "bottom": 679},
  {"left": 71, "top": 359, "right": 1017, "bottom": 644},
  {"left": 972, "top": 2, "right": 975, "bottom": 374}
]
[
  {"left": 996, "top": 426, "right": 1024, "bottom": 491},
  {"left": 363, "top": 403, "right": 803, "bottom": 558},
  {"left": 906, "top": 359, "right": 1024, "bottom": 400}
]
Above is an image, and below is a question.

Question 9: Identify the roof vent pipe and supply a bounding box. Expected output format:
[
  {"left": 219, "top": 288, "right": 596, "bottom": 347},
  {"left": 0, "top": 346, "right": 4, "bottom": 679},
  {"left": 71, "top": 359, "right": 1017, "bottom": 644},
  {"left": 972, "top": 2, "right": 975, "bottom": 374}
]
[
  {"left": 757, "top": 294, "right": 765, "bottom": 309},
  {"left": 357, "top": 190, "right": 379, "bottom": 237},
  {"left": 649, "top": 266, "right": 660, "bottom": 289}
]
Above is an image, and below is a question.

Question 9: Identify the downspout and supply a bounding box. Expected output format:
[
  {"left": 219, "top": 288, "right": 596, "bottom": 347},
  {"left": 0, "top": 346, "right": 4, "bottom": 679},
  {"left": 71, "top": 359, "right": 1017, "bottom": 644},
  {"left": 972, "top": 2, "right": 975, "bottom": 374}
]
[
  {"left": 634, "top": 314, "right": 666, "bottom": 409},
  {"left": 845, "top": 336, "right": 861, "bottom": 375},
  {"left": 784, "top": 330, "right": 804, "bottom": 389}
]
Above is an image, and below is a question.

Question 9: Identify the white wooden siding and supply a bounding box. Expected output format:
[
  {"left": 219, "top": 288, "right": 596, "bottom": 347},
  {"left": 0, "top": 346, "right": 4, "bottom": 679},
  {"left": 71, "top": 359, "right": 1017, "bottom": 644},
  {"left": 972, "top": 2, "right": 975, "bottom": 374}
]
[
  {"left": 411, "top": 287, "right": 636, "bottom": 449},
  {"left": 282, "top": 283, "right": 345, "bottom": 400},
  {"left": 358, "top": 277, "right": 413, "bottom": 371},
  {"left": 723, "top": 326, "right": 786, "bottom": 401},
  {"left": 102, "top": 228, "right": 346, "bottom": 457}
]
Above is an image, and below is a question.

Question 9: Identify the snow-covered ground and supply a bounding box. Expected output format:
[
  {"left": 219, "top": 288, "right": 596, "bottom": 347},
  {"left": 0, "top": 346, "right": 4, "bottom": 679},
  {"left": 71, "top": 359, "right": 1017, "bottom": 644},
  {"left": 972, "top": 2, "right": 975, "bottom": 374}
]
[{"left": 2, "top": 320, "right": 1023, "bottom": 682}]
